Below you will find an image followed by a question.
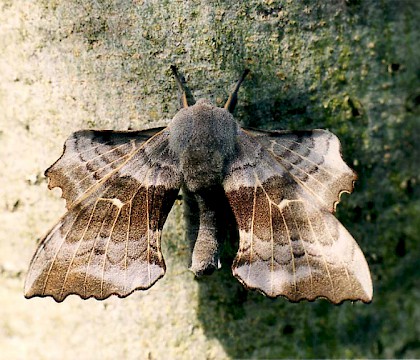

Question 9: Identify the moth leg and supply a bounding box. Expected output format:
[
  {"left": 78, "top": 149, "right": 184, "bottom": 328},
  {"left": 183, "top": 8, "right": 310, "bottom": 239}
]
[
  {"left": 170, "top": 65, "right": 195, "bottom": 108},
  {"left": 182, "top": 187, "right": 200, "bottom": 262},
  {"left": 224, "top": 69, "right": 250, "bottom": 113}
]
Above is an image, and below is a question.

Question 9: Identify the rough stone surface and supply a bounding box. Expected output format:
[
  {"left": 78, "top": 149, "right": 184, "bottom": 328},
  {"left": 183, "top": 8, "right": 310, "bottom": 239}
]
[{"left": 1, "top": 0, "right": 419, "bottom": 358}]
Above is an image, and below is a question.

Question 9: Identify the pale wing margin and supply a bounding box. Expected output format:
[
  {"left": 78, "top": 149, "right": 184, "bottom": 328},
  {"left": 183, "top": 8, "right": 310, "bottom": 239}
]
[
  {"left": 24, "top": 128, "right": 182, "bottom": 302},
  {"left": 224, "top": 129, "right": 372, "bottom": 303},
  {"left": 244, "top": 128, "right": 357, "bottom": 212}
]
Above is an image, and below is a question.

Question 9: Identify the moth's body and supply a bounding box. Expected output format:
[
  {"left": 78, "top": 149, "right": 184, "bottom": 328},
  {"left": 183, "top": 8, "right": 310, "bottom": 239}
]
[
  {"left": 24, "top": 67, "right": 373, "bottom": 304},
  {"left": 170, "top": 99, "right": 238, "bottom": 191},
  {"left": 169, "top": 99, "right": 238, "bottom": 274}
]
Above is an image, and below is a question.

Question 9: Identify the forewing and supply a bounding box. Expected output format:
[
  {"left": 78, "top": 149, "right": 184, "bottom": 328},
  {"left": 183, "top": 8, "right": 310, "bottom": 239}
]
[
  {"left": 46, "top": 127, "right": 165, "bottom": 208},
  {"left": 245, "top": 128, "right": 357, "bottom": 212},
  {"left": 224, "top": 129, "right": 372, "bottom": 303},
  {"left": 25, "top": 128, "right": 181, "bottom": 302}
]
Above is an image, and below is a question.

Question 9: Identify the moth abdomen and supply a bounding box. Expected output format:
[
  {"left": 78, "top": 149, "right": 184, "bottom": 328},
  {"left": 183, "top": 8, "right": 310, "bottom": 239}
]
[{"left": 184, "top": 185, "right": 234, "bottom": 276}]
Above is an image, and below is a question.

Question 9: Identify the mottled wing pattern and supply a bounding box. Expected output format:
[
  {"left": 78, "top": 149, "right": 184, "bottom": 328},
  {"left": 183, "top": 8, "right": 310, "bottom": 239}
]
[
  {"left": 244, "top": 128, "right": 356, "bottom": 212},
  {"left": 46, "top": 127, "right": 165, "bottom": 208},
  {"left": 224, "top": 129, "right": 372, "bottom": 303},
  {"left": 24, "top": 128, "right": 181, "bottom": 302}
]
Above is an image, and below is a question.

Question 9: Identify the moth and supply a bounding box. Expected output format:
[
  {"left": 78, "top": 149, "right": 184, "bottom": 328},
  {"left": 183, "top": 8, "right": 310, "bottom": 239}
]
[{"left": 24, "top": 66, "right": 373, "bottom": 304}]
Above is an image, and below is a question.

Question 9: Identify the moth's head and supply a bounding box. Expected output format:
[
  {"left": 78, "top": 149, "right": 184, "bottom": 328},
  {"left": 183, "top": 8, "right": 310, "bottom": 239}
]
[
  {"left": 168, "top": 95, "right": 238, "bottom": 156},
  {"left": 172, "top": 97, "right": 235, "bottom": 127},
  {"left": 194, "top": 98, "right": 214, "bottom": 107}
]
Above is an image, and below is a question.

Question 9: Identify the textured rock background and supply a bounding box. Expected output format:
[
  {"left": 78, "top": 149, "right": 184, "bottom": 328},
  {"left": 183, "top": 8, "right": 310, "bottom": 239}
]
[{"left": 1, "top": 0, "right": 419, "bottom": 358}]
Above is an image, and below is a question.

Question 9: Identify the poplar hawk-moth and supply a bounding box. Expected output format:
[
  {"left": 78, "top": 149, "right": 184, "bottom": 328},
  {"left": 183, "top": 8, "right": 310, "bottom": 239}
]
[{"left": 24, "top": 67, "right": 373, "bottom": 304}]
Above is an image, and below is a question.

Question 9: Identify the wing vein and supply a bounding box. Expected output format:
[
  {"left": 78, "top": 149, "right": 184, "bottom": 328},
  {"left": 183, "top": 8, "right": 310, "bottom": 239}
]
[
  {"left": 271, "top": 153, "right": 336, "bottom": 206},
  {"left": 124, "top": 200, "right": 132, "bottom": 294},
  {"left": 70, "top": 153, "right": 132, "bottom": 193},
  {"left": 269, "top": 201, "right": 274, "bottom": 295},
  {"left": 59, "top": 198, "right": 103, "bottom": 299},
  {"left": 281, "top": 205, "right": 297, "bottom": 292},
  {"left": 302, "top": 202, "right": 335, "bottom": 296},
  {"left": 146, "top": 184, "right": 151, "bottom": 286},
  {"left": 100, "top": 203, "right": 123, "bottom": 298},
  {"left": 247, "top": 175, "right": 258, "bottom": 283},
  {"left": 83, "top": 202, "right": 113, "bottom": 297},
  {"left": 290, "top": 204, "right": 314, "bottom": 294},
  {"left": 275, "top": 141, "right": 339, "bottom": 179},
  {"left": 41, "top": 207, "right": 85, "bottom": 296},
  {"left": 61, "top": 144, "right": 131, "bottom": 181},
  {"left": 63, "top": 128, "right": 168, "bottom": 209},
  {"left": 61, "top": 139, "right": 116, "bottom": 162},
  {"left": 322, "top": 210, "right": 352, "bottom": 286}
]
